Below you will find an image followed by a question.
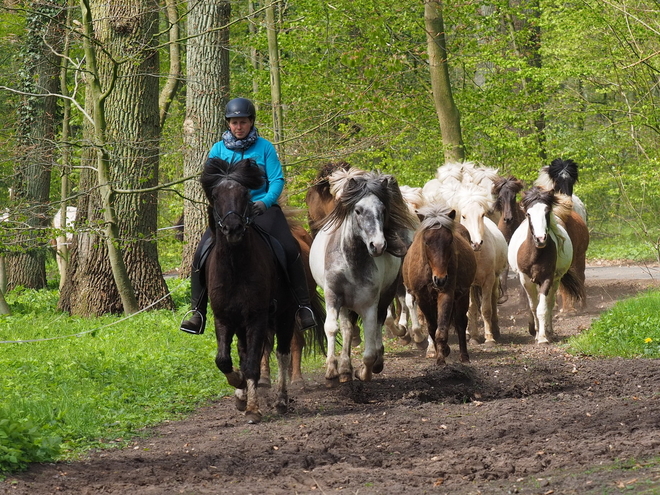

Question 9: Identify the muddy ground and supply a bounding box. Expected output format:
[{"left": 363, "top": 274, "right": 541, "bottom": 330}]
[{"left": 2, "top": 269, "right": 660, "bottom": 495}]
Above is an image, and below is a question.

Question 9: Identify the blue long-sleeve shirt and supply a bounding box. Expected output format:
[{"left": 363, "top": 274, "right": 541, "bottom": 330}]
[{"left": 208, "top": 137, "right": 284, "bottom": 208}]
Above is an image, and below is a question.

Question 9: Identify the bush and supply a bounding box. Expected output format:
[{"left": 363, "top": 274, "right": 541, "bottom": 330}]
[{"left": 0, "top": 411, "right": 61, "bottom": 474}]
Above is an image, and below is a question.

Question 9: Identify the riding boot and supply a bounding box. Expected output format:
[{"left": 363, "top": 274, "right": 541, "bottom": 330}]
[
  {"left": 288, "top": 254, "right": 317, "bottom": 330},
  {"left": 180, "top": 231, "right": 213, "bottom": 335},
  {"left": 180, "top": 267, "right": 208, "bottom": 335}
]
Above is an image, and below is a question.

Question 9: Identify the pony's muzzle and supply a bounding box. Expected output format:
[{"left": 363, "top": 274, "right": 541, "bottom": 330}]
[
  {"left": 533, "top": 235, "right": 547, "bottom": 248},
  {"left": 369, "top": 240, "right": 386, "bottom": 257},
  {"left": 432, "top": 274, "right": 448, "bottom": 289}
]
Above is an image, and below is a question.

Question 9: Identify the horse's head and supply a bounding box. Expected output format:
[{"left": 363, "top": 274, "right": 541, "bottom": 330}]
[
  {"left": 521, "top": 186, "right": 555, "bottom": 248},
  {"left": 456, "top": 186, "right": 493, "bottom": 251},
  {"left": 353, "top": 193, "right": 388, "bottom": 256},
  {"left": 494, "top": 176, "right": 524, "bottom": 225},
  {"left": 418, "top": 205, "right": 457, "bottom": 289},
  {"left": 200, "top": 158, "right": 265, "bottom": 244}
]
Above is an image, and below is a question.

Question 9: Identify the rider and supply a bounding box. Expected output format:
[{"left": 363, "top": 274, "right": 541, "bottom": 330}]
[{"left": 180, "top": 97, "right": 317, "bottom": 335}]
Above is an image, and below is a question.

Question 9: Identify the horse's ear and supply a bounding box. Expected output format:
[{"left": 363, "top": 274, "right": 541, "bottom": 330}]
[
  {"left": 448, "top": 209, "right": 457, "bottom": 220},
  {"left": 379, "top": 176, "right": 390, "bottom": 189}
]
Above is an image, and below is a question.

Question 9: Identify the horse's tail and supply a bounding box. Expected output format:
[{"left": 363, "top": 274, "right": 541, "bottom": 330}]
[{"left": 560, "top": 266, "right": 586, "bottom": 305}]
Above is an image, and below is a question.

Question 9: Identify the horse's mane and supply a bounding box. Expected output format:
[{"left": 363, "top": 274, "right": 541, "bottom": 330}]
[
  {"left": 535, "top": 158, "right": 579, "bottom": 196},
  {"left": 453, "top": 183, "right": 495, "bottom": 216},
  {"left": 463, "top": 164, "right": 500, "bottom": 190},
  {"left": 200, "top": 158, "right": 264, "bottom": 202},
  {"left": 325, "top": 169, "right": 418, "bottom": 233},
  {"left": 315, "top": 161, "right": 351, "bottom": 181},
  {"left": 399, "top": 185, "right": 426, "bottom": 213},
  {"left": 521, "top": 186, "right": 556, "bottom": 211},
  {"left": 552, "top": 193, "right": 575, "bottom": 223},
  {"left": 417, "top": 204, "right": 456, "bottom": 231},
  {"left": 493, "top": 176, "right": 524, "bottom": 211}
]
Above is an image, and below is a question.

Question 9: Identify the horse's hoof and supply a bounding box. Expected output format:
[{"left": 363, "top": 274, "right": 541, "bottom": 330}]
[
  {"left": 491, "top": 327, "right": 501, "bottom": 340},
  {"left": 325, "top": 377, "right": 340, "bottom": 389},
  {"left": 483, "top": 340, "right": 497, "bottom": 348},
  {"left": 399, "top": 334, "right": 412, "bottom": 345},
  {"left": 469, "top": 338, "right": 481, "bottom": 346},
  {"left": 258, "top": 377, "right": 271, "bottom": 388},
  {"left": 289, "top": 377, "right": 305, "bottom": 391},
  {"left": 235, "top": 396, "right": 247, "bottom": 412},
  {"left": 415, "top": 340, "right": 428, "bottom": 351},
  {"left": 245, "top": 411, "right": 262, "bottom": 424},
  {"left": 373, "top": 361, "right": 384, "bottom": 374},
  {"left": 339, "top": 372, "right": 353, "bottom": 383},
  {"left": 275, "top": 400, "right": 288, "bottom": 415},
  {"left": 537, "top": 340, "right": 551, "bottom": 346},
  {"left": 497, "top": 295, "right": 509, "bottom": 304}
]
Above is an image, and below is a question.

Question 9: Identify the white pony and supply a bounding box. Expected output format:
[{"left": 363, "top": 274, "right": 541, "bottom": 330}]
[
  {"left": 310, "top": 169, "right": 418, "bottom": 384},
  {"left": 53, "top": 206, "right": 77, "bottom": 290}
]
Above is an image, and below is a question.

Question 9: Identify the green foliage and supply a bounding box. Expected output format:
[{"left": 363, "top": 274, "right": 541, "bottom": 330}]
[
  {"left": 0, "top": 280, "right": 231, "bottom": 471},
  {"left": 568, "top": 290, "right": 660, "bottom": 358},
  {"left": 0, "top": 410, "right": 61, "bottom": 474}
]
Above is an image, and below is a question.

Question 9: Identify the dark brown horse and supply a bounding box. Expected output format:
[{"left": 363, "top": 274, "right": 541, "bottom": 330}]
[
  {"left": 493, "top": 176, "right": 525, "bottom": 303},
  {"left": 402, "top": 204, "right": 477, "bottom": 365},
  {"left": 200, "top": 157, "right": 323, "bottom": 423}
]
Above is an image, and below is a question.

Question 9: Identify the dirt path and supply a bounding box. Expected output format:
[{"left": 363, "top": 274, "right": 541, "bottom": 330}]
[{"left": 2, "top": 274, "right": 660, "bottom": 495}]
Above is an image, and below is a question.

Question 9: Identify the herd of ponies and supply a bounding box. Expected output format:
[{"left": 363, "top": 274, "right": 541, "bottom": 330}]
[
  {"left": 305, "top": 157, "right": 589, "bottom": 387},
  {"left": 44, "top": 157, "right": 589, "bottom": 423}
]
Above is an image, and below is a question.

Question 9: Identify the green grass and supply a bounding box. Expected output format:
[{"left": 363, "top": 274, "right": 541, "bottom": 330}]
[
  {"left": 0, "top": 279, "right": 230, "bottom": 473},
  {"left": 567, "top": 289, "right": 660, "bottom": 358},
  {"left": 588, "top": 231, "right": 659, "bottom": 263}
]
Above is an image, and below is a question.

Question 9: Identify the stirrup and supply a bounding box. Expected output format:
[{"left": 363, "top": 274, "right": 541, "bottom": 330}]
[
  {"left": 180, "top": 310, "right": 205, "bottom": 335},
  {"left": 296, "top": 305, "right": 317, "bottom": 330}
]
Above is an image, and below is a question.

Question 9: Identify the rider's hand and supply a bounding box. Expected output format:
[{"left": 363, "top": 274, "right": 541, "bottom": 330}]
[{"left": 253, "top": 201, "right": 266, "bottom": 216}]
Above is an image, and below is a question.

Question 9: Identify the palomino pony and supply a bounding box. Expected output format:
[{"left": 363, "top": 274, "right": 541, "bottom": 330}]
[
  {"left": 453, "top": 185, "right": 508, "bottom": 346},
  {"left": 310, "top": 168, "right": 418, "bottom": 384},
  {"left": 508, "top": 187, "right": 585, "bottom": 344},
  {"left": 200, "top": 157, "right": 323, "bottom": 423},
  {"left": 402, "top": 205, "right": 477, "bottom": 365}
]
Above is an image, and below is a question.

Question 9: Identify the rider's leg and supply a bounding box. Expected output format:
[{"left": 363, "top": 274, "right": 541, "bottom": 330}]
[
  {"left": 180, "top": 229, "right": 213, "bottom": 335},
  {"left": 254, "top": 206, "right": 317, "bottom": 330}
]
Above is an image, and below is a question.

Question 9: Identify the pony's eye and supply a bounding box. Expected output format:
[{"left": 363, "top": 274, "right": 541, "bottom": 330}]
[{"left": 355, "top": 207, "right": 362, "bottom": 215}]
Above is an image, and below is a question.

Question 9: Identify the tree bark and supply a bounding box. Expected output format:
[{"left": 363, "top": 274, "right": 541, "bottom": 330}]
[
  {"left": 6, "top": 1, "right": 65, "bottom": 290},
  {"left": 424, "top": 0, "right": 465, "bottom": 163},
  {"left": 181, "top": 0, "right": 230, "bottom": 273},
  {"left": 59, "top": 0, "right": 172, "bottom": 315}
]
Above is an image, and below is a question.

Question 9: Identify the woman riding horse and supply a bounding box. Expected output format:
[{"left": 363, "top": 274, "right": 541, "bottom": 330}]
[{"left": 180, "top": 97, "right": 317, "bottom": 334}]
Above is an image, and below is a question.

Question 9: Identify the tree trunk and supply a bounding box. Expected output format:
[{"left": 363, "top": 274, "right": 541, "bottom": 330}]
[
  {"left": 59, "top": 0, "right": 172, "bottom": 315},
  {"left": 265, "top": 3, "right": 284, "bottom": 158},
  {"left": 6, "top": 1, "right": 65, "bottom": 290},
  {"left": 181, "top": 0, "right": 231, "bottom": 273},
  {"left": 424, "top": 0, "right": 465, "bottom": 163}
]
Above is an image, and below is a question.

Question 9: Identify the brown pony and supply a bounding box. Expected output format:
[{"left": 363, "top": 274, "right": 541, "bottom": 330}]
[
  {"left": 553, "top": 195, "right": 589, "bottom": 312},
  {"left": 492, "top": 176, "right": 525, "bottom": 303},
  {"left": 402, "top": 204, "right": 477, "bottom": 365}
]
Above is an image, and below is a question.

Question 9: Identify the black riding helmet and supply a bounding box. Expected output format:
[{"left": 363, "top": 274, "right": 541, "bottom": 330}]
[{"left": 225, "top": 98, "right": 256, "bottom": 120}]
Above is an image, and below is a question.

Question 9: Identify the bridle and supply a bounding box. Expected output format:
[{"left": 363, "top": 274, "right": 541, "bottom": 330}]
[{"left": 212, "top": 194, "right": 254, "bottom": 238}]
